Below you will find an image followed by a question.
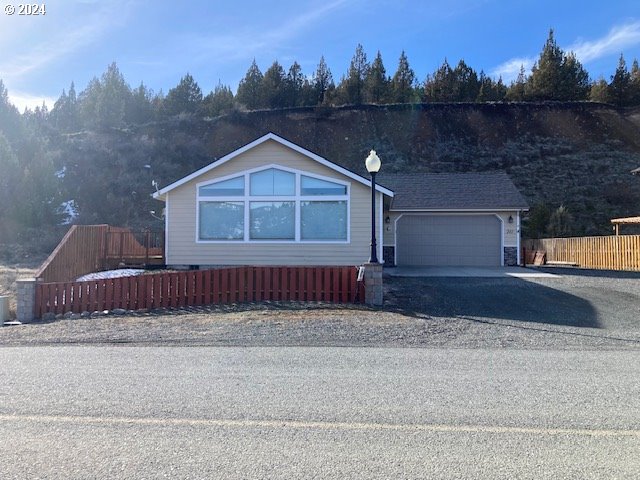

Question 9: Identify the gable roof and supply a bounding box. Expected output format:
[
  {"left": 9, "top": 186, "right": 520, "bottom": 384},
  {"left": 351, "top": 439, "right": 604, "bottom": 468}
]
[
  {"left": 153, "top": 132, "right": 394, "bottom": 200},
  {"left": 377, "top": 172, "right": 529, "bottom": 211}
]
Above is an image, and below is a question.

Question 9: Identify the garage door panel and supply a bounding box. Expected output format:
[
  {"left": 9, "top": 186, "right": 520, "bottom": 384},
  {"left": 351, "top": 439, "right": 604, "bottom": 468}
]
[{"left": 397, "top": 215, "right": 501, "bottom": 266}]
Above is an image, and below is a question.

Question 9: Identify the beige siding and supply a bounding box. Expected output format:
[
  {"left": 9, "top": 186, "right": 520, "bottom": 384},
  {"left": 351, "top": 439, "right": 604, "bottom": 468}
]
[{"left": 166, "top": 140, "right": 381, "bottom": 266}]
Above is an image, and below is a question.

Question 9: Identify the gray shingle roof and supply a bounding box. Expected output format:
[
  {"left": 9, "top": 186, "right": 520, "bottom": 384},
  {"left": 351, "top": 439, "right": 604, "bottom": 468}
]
[{"left": 377, "top": 172, "right": 529, "bottom": 210}]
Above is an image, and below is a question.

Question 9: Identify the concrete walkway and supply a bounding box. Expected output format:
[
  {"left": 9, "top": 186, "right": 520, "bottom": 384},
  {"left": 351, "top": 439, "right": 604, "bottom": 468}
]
[{"left": 385, "top": 266, "right": 559, "bottom": 278}]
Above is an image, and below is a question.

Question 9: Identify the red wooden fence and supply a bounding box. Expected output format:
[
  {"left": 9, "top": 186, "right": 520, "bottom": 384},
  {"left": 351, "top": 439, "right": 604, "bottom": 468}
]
[{"left": 35, "top": 266, "right": 365, "bottom": 317}]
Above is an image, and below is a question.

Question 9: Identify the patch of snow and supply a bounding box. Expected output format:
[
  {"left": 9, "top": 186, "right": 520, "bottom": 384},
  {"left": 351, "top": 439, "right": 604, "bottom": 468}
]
[
  {"left": 58, "top": 200, "right": 78, "bottom": 225},
  {"left": 76, "top": 269, "right": 145, "bottom": 282},
  {"left": 55, "top": 166, "right": 66, "bottom": 178}
]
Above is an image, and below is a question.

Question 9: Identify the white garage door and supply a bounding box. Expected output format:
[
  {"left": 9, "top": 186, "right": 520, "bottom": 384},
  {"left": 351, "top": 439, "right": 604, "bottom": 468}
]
[{"left": 396, "top": 215, "right": 502, "bottom": 266}]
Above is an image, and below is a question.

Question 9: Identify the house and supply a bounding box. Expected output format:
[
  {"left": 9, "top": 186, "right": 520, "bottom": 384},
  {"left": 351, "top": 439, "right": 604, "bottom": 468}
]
[{"left": 153, "top": 133, "right": 528, "bottom": 268}]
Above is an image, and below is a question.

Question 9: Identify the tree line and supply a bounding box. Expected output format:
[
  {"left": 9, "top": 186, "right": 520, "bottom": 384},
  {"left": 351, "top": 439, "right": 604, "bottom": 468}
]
[{"left": 2, "top": 29, "right": 640, "bottom": 253}]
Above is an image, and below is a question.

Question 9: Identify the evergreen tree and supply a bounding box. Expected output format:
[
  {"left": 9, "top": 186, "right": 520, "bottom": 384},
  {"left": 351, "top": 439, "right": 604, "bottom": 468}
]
[
  {"left": 630, "top": 59, "right": 640, "bottom": 105},
  {"left": 0, "top": 80, "right": 23, "bottom": 141},
  {"left": 311, "top": 56, "right": 334, "bottom": 105},
  {"left": 608, "top": 54, "right": 632, "bottom": 106},
  {"left": 390, "top": 50, "right": 416, "bottom": 103},
  {"left": 127, "top": 82, "right": 155, "bottom": 123},
  {"left": 589, "top": 78, "right": 610, "bottom": 103},
  {"left": 423, "top": 59, "right": 456, "bottom": 102},
  {"left": 339, "top": 44, "right": 369, "bottom": 105},
  {"left": 202, "top": 82, "right": 235, "bottom": 116},
  {"left": 163, "top": 73, "right": 203, "bottom": 115},
  {"left": 506, "top": 65, "right": 527, "bottom": 101},
  {"left": 51, "top": 82, "right": 80, "bottom": 132},
  {"left": 262, "top": 61, "right": 287, "bottom": 109},
  {"left": 452, "top": 59, "right": 479, "bottom": 101},
  {"left": 365, "top": 51, "right": 389, "bottom": 103},
  {"left": 236, "top": 59, "right": 264, "bottom": 109},
  {"left": 95, "top": 62, "right": 131, "bottom": 127},
  {"left": 285, "top": 61, "right": 305, "bottom": 107},
  {"left": 476, "top": 72, "right": 506, "bottom": 102},
  {"left": 525, "top": 30, "right": 589, "bottom": 100}
]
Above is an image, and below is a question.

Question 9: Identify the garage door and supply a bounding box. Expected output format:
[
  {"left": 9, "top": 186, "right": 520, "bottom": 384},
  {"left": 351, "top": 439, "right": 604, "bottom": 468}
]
[{"left": 396, "top": 215, "right": 501, "bottom": 266}]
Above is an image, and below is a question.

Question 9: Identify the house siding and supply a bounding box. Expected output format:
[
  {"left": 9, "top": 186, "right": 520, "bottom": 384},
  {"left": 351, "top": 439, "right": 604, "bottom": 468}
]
[{"left": 166, "top": 140, "right": 382, "bottom": 266}]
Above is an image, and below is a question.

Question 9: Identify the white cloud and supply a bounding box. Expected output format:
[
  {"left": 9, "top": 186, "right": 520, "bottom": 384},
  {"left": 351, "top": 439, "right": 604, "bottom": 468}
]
[
  {"left": 8, "top": 91, "right": 57, "bottom": 112},
  {"left": 0, "top": 0, "right": 137, "bottom": 82},
  {"left": 568, "top": 21, "right": 640, "bottom": 63},
  {"left": 491, "top": 57, "right": 534, "bottom": 83},
  {"left": 187, "top": 0, "right": 349, "bottom": 63},
  {"left": 491, "top": 20, "right": 640, "bottom": 84}
]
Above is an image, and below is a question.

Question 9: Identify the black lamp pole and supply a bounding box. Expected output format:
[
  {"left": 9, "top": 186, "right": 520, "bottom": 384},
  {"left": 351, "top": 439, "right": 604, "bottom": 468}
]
[{"left": 369, "top": 170, "right": 378, "bottom": 263}]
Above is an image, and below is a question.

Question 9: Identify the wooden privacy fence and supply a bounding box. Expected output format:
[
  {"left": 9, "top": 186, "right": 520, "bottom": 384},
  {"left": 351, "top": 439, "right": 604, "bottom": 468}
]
[
  {"left": 36, "top": 225, "right": 164, "bottom": 283},
  {"left": 524, "top": 235, "right": 640, "bottom": 271},
  {"left": 35, "top": 266, "right": 364, "bottom": 317}
]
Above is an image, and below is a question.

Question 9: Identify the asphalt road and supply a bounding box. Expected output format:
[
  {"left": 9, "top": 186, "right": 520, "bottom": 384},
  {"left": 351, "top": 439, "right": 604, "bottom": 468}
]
[{"left": 1, "top": 346, "right": 639, "bottom": 479}]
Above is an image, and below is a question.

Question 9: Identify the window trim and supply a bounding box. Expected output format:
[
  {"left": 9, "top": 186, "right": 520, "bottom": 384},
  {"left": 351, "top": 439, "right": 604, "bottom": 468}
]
[{"left": 195, "top": 164, "right": 350, "bottom": 244}]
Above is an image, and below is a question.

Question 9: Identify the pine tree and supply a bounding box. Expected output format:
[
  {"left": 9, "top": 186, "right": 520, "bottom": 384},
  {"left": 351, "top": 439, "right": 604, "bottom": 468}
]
[
  {"left": 390, "top": 50, "right": 416, "bottom": 103},
  {"left": 423, "top": 59, "right": 456, "bottom": 102},
  {"left": 630, "top": 59, "right": 640, "bottom": 106},
  {"left": 311, "top": 56, "right": 334, "bottom": 105},
  {"left": 340, "top": 44, "right": 369, "bottom": 105},
  {"left": 285, "top": 61, "right": 305, "bottom": 107},
  {"left": 95, "top": 62, "right": 131, "bottom": 127},
  {"left": 608, "top": 54, "right": 632, "bottom": 106},
  {"left": 365, "top": 51, "right": 389, "bottom": 103},
  {"left": 163, "top": 73, "right": 203, "bottom": 115},
  {"left": 236, "top": 59, "right": 264, "bottom": 109},
  {"left": 262, "top": 61, "right": 287, "bottom": 109},
  {"left": 526, "top": 30, "right": 590, "bottom": 100},
  {"left": 476, "top": 72, "right": 506, "bottom": 102},
  {"left": 506, "top": 65, "right": 527, "bottom": 101},
  {"left": 127, "top": 82, "right": 155, "bottom": 123},
  {"left": 589, "top": 78, "right": 610, "bottom": 103},
  {"left": 452, "top": 59, "right": 479, "bottom": 101},
  {"left": 202, "top": 82, "right": 234, "bottom": 116}
]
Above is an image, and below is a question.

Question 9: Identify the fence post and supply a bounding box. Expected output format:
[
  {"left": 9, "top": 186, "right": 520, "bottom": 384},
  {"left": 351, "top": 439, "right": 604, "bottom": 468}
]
[
  {"left": 362, "top": 263, "right": 383, "bottom": 306},
  {"left": 16, "top": 278, "right": 39, "bottom": 323}
]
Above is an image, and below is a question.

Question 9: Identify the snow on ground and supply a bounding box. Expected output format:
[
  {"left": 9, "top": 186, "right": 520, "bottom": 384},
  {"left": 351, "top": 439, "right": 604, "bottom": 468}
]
[{"left": 76, "top": 269, "right": 145, "bottom": 282}]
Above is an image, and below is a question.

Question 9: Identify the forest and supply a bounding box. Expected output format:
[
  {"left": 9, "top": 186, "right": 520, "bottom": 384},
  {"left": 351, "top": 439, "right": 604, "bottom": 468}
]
[{"left": 1, "top": 30, "right": 640, "bottom": 259}]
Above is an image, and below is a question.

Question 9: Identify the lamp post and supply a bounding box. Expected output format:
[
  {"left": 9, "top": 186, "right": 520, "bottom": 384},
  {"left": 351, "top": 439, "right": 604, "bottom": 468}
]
[{"left": 365, "top": 149, "right": 381, "bottom": 263}]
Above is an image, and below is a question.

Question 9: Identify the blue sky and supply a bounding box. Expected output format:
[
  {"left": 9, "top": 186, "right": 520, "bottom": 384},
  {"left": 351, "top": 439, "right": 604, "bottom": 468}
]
[{"left": 1, "top": 0, "right": 639, "bottom": 111}]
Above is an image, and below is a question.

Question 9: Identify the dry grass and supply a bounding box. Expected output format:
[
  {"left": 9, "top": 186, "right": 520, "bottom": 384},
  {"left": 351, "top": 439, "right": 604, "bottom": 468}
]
[{"left": 0, "top": 259, "right": 43, "bottom": 319}]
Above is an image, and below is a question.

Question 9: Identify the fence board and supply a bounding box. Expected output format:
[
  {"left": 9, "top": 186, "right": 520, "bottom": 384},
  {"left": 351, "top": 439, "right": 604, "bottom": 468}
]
[
  {"left": 35, "top": 266, "right": 365, "bottom": 318},
  {"left": 524, "top": 235, "right": 640, "bottom": 271}
]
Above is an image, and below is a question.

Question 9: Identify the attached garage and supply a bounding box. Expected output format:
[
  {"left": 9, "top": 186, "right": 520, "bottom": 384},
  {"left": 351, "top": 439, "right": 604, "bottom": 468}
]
[
  {"left": 396, "top": 214, "right": 502, "bottom": 266},
  {"left": 378, "top": 172, "right": 529, "bottom": 267}
]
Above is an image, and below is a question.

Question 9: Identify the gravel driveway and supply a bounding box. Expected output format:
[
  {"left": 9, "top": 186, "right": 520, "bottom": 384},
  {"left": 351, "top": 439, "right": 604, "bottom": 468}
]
[{"left": 1, "top": 268, "right": 640, "bottom": 349}]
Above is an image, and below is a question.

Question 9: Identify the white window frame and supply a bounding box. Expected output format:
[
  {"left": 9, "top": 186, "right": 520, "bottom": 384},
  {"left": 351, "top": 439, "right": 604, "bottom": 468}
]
[{"left": 195, "top": 164, "right": 351, "bottom": 244}]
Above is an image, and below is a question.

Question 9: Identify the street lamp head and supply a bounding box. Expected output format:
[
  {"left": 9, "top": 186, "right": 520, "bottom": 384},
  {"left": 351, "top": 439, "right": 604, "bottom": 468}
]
[{"left": 365, "top": 150, "right": 381, "bottom": 173}]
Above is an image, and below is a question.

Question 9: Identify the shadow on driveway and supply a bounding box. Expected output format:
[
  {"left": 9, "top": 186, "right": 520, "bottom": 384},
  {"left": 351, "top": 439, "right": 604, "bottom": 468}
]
[
  {"left": 385, "top": 277, "right": 600, "bottom": 328},
  {"left": 535, "top": 267, "right": 640, "bottom": 279}
]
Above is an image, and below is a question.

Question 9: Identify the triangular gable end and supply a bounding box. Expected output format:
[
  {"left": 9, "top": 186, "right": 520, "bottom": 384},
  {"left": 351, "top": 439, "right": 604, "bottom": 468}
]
[{"left": 153, "top": 132, "right": 394, "bottom": 201}]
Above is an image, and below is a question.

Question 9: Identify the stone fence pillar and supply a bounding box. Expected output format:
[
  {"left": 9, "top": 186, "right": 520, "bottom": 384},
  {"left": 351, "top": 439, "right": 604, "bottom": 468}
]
[
  {"left": 16, "top": 278, "right": 38, "bottom": 323},
  {"left": 362, "top": 262, "right": 383, "bottom": 306}
]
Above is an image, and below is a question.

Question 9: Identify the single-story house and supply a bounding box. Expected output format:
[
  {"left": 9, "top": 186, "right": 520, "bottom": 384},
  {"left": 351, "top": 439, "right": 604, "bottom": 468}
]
[{"left": 153, "top": 133, "right": 529, "bottom": 268}]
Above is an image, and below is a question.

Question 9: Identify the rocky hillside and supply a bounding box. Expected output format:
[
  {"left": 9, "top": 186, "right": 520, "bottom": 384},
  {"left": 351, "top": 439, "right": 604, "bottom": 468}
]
[{"left": 130, "top": 102, "right": 640, "bottom": 236}]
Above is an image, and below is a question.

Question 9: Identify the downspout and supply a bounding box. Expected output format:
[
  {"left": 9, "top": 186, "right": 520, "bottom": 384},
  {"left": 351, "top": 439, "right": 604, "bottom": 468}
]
[{"left": 517, "top": 211, "right": 521, "bottom": 266}]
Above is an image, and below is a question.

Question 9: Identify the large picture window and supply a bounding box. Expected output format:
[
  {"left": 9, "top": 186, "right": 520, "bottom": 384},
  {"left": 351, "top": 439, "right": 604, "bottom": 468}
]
[{"left": 198, "top": 167, "right": 349, "bottom": 242}]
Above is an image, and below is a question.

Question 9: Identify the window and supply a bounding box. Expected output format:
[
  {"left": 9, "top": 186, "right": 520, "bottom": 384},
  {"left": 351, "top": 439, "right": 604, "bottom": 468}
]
[
  {"left": 199, "top": 201, "right": 244, "bottom": 240},
  {"left": 301, "top": 175, "right": 347, "bottom": 195},
  {"left": 250, "top": 202, "right": 295, "bottom": 239},
  {"left": 198, "top": 166, "right": 349, "bottom": 242},
  {"left": 199, "top": 177, "right": 244, "bottom": 196},
  {"left": 301, "top": 201, "right": 347, "bottom": 240},
  {"left": 250, "top": 169, "right": 295, "bottom": 196}
]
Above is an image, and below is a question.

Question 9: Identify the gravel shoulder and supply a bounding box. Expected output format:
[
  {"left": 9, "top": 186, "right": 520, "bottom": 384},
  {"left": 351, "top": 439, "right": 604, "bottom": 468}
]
[{"left": 1, "top": 269, "right": 640, "bottom": 350}]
